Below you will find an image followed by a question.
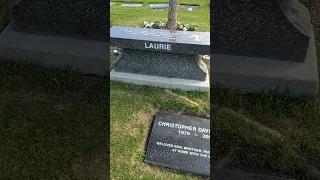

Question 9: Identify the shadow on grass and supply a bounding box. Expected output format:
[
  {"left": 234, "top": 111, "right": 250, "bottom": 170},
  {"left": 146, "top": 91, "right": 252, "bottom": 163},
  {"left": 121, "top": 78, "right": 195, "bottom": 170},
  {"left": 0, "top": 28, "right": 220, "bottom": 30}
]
[
  {"left": 211, "top": 87, "right": 320, "bottom": 179},
  {"left": 0, "top": 60, "right": 109, "bottom": 179}
]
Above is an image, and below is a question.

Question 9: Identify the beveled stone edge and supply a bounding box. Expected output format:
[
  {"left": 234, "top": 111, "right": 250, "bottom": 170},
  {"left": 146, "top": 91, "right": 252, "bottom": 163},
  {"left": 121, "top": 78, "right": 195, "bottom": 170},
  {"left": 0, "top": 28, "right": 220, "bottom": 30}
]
[{"left": 110, "top": 70, "right": 210, "bottom": 92}]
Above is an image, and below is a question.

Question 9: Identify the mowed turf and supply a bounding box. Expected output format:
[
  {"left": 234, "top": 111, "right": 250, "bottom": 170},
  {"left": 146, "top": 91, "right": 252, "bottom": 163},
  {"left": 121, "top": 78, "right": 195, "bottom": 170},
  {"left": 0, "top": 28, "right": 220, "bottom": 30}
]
[
  {"left": 0, "top": 0, "right": 109, "bottom": 178},
  {"left": 211, "top": 28, "right": 320, "bottom": 179},
  {"left": 0, "top": 60, "right": 109, "bottom": 179},
  {"left": 108, "top": 0, "right": 320, "bottom": 179},
  {"left": 0, "top": 0, "right": 10, "bottom": 32},
  {"left": 110, "top": 53, "right": 210, "bottom": 180},
  {"left": 110, "top": 1, "right": 210, "bottom": 179},
  {"left": 110, "top": 0, "right": 210, "bottom": 32},
  {"left": 211, "top": 1, "right": 320, "bottom": 179}
]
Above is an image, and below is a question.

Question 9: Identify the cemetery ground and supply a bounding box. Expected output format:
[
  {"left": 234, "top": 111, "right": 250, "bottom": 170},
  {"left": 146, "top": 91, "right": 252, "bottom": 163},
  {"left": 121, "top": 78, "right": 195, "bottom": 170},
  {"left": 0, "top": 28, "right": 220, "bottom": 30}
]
[
  {"left": 110, "top": 82, "right": 209, "bottom": 179},
  {"left": 110, "top": 54, "right": 210, "bottom": 179},
  {"left": 111, "top": 0, "right": 320, "bottom": 179},
  {"left": 110, "top": 0, "right": 209, "bottom": 31},
  {"left": 0, "top": 0, "right": 10, "bottom": 32},
  {"left": 110, "top": 0, "right": 210, "bottom": 179},
  {"left": 212, "top": 40, "right": 320, "bottom": 178},
  {"left": 0, "top": 0, "right": 320, "bottom": 179},
  {"left": 0, "top": 0, "right": 108, "bottom": 179},
  {"left": 0, "top": 61, "right": 109, "bottom": 179},
  {"left": 212, "top": 1, "right": 320, "bottom": 179}
]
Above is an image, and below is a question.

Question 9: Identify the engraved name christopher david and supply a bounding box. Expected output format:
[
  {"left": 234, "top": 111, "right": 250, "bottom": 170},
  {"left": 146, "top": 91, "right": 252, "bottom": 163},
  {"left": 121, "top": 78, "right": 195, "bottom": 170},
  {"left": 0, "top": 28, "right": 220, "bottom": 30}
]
[
  {"left": 144, "top": 42, "right": 171, "bottom": 50},
  {"left": 158, "top": 121, "right": 210, "bottom": 139}
]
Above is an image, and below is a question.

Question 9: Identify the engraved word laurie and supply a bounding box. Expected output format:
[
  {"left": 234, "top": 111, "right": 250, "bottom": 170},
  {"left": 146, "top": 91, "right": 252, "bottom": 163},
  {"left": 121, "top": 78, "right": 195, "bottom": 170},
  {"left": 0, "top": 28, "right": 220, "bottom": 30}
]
[{"left": 144, "top": 42, "right": 171, "bottom": 51}]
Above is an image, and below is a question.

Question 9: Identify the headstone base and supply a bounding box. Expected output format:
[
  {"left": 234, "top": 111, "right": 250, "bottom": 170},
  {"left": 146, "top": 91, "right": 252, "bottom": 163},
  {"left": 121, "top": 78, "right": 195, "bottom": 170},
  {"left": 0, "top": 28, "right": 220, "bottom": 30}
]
[
  {"left": 211, "top": 26, "right": 319, "bottom": 97},
  {"left": 110, "top": 70, "right": 209, "bottom": 92},
  {"left": 114, "top": 49, "right": 208, "bottom": 81},
  {"left": 0, "top": 21, "right": 109, "bottom": 76}
]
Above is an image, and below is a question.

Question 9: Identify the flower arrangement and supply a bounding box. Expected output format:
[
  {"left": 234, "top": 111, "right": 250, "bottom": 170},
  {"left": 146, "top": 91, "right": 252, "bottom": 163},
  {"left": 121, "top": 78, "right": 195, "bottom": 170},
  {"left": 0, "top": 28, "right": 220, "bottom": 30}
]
[{"left": 142, "top": 20, "right": 197, "bottom": 31}]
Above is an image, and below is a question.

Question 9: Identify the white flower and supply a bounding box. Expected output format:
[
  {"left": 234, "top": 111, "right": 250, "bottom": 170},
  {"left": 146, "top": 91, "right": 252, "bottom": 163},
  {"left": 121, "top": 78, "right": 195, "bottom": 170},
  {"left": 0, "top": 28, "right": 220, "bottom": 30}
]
[
  {"left": 143, "top": 21, "right": 148, "bottom": 25},
  {"left": 202, "top": 55, "right": 210, "bottom": 60},
  {"left": 187, "top": 8, "right": 192, "bottom": 11},
  {"left": 113, "top": 50, "right": 119, "bottom": 54}
]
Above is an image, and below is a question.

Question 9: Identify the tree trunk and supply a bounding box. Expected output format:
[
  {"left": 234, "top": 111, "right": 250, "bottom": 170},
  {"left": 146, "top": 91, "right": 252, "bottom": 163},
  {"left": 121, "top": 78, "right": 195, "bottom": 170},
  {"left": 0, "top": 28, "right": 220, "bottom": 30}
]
[{"left": 166, "top": 0, "right": 179, "bottom": 30}]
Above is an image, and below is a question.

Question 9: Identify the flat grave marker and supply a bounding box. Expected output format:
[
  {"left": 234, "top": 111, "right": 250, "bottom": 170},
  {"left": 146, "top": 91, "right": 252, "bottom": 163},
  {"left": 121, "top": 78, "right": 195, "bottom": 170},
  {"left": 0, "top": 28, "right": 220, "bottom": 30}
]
[
  {"left": 110, "top": 26, "right": 210, "bottom": 91},
  {"left": 120, "top": 3, "right": 143, "bottom": 7},
  {"left": 149, "top": 4, "right": 200, "bottom": 9},
  {"left": 149, "top": 4, "right": 169, "bottom": 9},
  {"left": 180, "top": 4, "right": 200, "bottom": 9},
  {"left": 144, "top": 112, "right": 210, "bottom": 176}
]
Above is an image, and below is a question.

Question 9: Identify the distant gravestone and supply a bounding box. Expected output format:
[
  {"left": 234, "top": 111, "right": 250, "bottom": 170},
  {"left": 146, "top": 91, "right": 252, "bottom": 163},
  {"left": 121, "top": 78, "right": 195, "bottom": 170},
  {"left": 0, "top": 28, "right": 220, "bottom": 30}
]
[
  {"left": 110, "top": 26, "right": 210, "bottom": 91},
  {"left": 149, "top": 4, "right": 200, "bottom": 9},
  {"left": 149, "top": 4, "right": 169, "bottom": 9},
  {"left": 211, "top": 0, "right": 318, "bottom": 96},
  {"left": 144, "top": 112, "right": 210, "bottom": 176},
  {"left": 180, "top": 4, "right": 200, "bottom": 9},
  {"left": 0, "top": 0, "right": 109, "bottom": 75},
  {"left": 121, "top": 3, "right": 143, "bottom": 7}
]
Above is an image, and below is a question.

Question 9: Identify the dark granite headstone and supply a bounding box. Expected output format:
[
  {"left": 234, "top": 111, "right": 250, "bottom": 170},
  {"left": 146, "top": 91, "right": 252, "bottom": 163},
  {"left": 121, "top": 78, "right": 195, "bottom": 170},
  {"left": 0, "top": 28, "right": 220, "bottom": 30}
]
[
  {"left": 144, "top": 112, "right": 210, "bottom": 176},
  {"left": 211, "top": 0, "right": 312, "bottom": 62},
  {"left": 11, "top": 0, "right": 108, "bottom": 41},
  {"left": 111, "top": 26, "right": 209, "bottom": 54},
  {"left": 110, "top": 26, "right": 210, "bottom": 81}
]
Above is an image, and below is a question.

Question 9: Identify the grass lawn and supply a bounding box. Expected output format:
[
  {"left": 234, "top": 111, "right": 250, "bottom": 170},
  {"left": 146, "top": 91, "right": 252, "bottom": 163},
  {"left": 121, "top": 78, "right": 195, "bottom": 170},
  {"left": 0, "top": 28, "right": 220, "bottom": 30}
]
[
  {"left": 0, "top": 0, "right": 109, "bottom": 179},
  {"left": 110, "top": 57, "right": 210, "bottom": 180},
  {"left": 110, "top": 0, "right": 210, "bottom": 32},
  {"left": 0, "top": 0, "right": 10, "bottom": 32},
  {"left": 212, "top": 22, "right": 320, "bottom": 180},
  {"left": 110, "top": 0, "right": 210, "bottom": 179},
  {"left": 0, "top": 61, "right": 109, "bottom": 179}
]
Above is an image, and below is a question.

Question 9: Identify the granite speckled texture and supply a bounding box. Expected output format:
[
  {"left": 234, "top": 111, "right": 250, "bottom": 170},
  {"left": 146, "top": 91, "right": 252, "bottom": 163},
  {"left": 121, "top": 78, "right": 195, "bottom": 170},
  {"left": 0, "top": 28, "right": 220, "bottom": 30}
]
[
  {"left": 144, "top": 112, "right": 210, "bottom": 176},
  {"left": 210, "top": 23, "right": 319, "bottom": 96},
  {"left": 11, "top": 0, "right": 108, "bottom": 41},
  {"left": 211, "top": 0, "right": 312, "bottom": 62},
  {"left": 114, "top": 49, "right": 208, "bottom": 81},
  {"left": 111, "top": 26, "right": 209, "bottom": 81}
]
